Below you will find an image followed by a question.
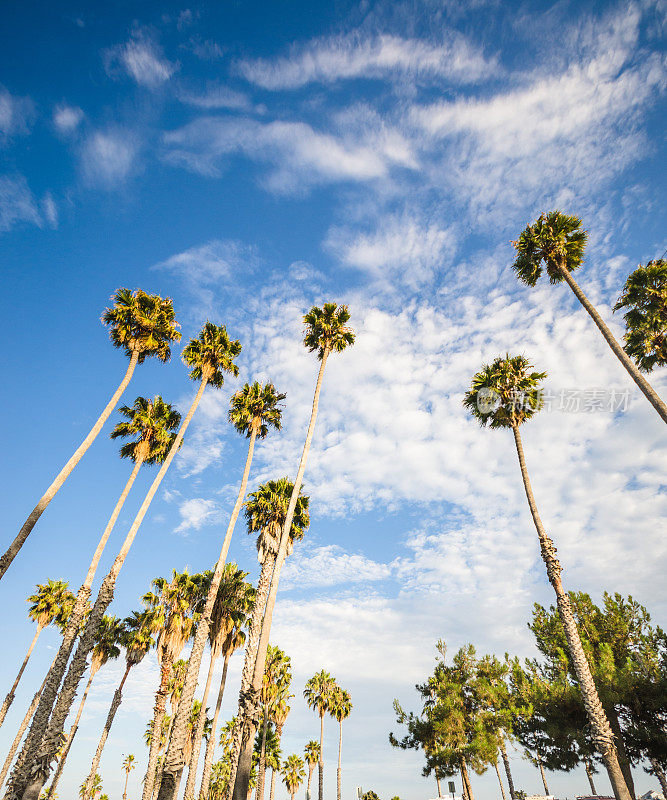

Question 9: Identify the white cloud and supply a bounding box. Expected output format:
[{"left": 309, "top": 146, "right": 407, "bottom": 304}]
[
  {"left": 80, "top": 130, "right": 138, "bottom": 187},
  {"left": 237, "top": 31, "right": 497, "bottom": 89},
  {"left": 177, "top": 83, "right": 251, "bottom": 110},
  {"left": 41, "top": 192, "right": 58, "bottom": 228},
  {"left": 0, "top": 175, "right": 42, "bottom": 231},
  {"left": 105, "top": 34, "right": 176, "bottom": 89},
  {"left": 53, "top": 104, "right": 84, "bottom": 134},
  {"left": 0, "top": 86, "right": 33, "bottom": 143},
  {"left": 155, "top": 239, "right": 258, "bottom": 284},
  {"left": 282, "top": 544, "right": 392, "bottom": 588},
  {"left": 175, "top": 498, "right": 220, "bottom": 533}
]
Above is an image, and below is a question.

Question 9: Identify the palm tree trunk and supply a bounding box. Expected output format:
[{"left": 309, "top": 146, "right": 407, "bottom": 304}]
[
  {"left": 158, "top": 426, "right": 259, "bottom": 800},
  {"left": 0, "top": 650, "right": 58, "bottom": 791},
  {"left": 0, "top": 626, "right": 43, "bottom": 729},
  {"left": 511, "top": 424, "right": 632, "bottom": 800},
  {"left": 499, "top": 739, "right": 516, "bottom": 800},
  {"left": 183, "top": 651, "right": 218, "bottom": 800},
  {"left": 232, "top": 352, "right": 330, "bottom": 800},
  {"left": 143, "top": 656, "right": 175, "bottom": 800},
  {"left": 336, "top": 719, "right": 342, "bottom": 800},
  {"left": 649, "top": 759, "right": 667, "bottom": 798},
  {"left": 221, "top": 555, "right": 275, "bottom": 797},
  {"left": 555, "top": 262, "right": 667, "bottom": 424},
  {"left": 5, "top": 453, "right": 145, "bottom": 798},
  {"left": 318, "top": 714, "right": 324, "bottom": 800},
  {"left": 11, "top": 376, "right": 209, "bottom": 800},
  {"left": 256, "top": 711, "right": 269, "bottom": 800},
  {"left": 306, "top": 766, "right": 314, "bottom": 800},
  {"left": 461, "top": 758, "right": 474, "bottom": 800},
  {"left": 198, "top": 652, "right": 230, "bottom": 799},
  {"left": 494, "top": 762, "right": 507, "bottom": 800},
  {"left": 124, "top": 770, "right": 130, "bottom": 800},
  {"left": 84, "top": 662, "right": 132, "bottom": 797},
  {"left": 0, "top": 349, "right": 140, "bottom": 581},
  {"left": 46, "top": 670, "right": 95, "bottom": 798},
  {"left": 436, "top": 776, "right": 442, "bottom": 798},
  {"left": 585, "top": 758, "right": 597, "bottom": 795},
  {"left": 268, "top": 769, "right": 276, "bottom": 800},
  {"left": 604, "top": 705, "right": 635, "bottom": 800},
  {"left": 536, "top": 754, "right": 549, "bottom": 795}
]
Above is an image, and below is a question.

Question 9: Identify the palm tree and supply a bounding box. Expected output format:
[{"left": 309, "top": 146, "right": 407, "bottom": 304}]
[
  {"left": 304, "top": 672, "right": 337, "bottom": 800},
  {"left": 7, "top": 396, "right": 180, "bottom": 800},
  {"left": 224, "top": 480, "right": 310, "bottom": 797},
  {"left": 257, "top": 647, "right": 292, "bottom": 800},
  {"left": 230, "top": 304, "right": 354, "bottom": 800},
  {"left": 303, "top": 742, "right": 319, "bottom": 800},
  {"left": 511, "top": 212, "right": 667, "bottom": 423},
  {"left": 143, "top": 571, "right": 203, "bottom": 800},
  {"left": 82, "top": 774, "right": 102, "bottom": 800},
  {"left": 0, "top": 581, "right": 74, "bottom": 728},
  {"left": 463, "top": 354, "right": 632, "bottom": 800},
  {"left": 269, "top": 702, "right": 290, "bottom": 800},
  {"left": 1, "top": 288, "right": 180, "bottom": 581},
  {"left": 614, "top": 259, "right": 667, "bottom": 373},
  {"left": 253, "top": 726, "right": 281, "bottom": 800},
  {"left": 11, "top": 324, "right": 238, "bottom": 800},
  {"left": 281, "top": 756, "right": 306, "bottom": 800},
  {"left": 122, "top": 755, "right": 136, "bottom": 800},
  {"left": 197, "top": 569, "right": 254, "bottom": 800},
  {"left": 83, "top": 610, "right": 156, "bottom": 798},
  {"left": 167, "top": 382, "right": 286, "bottom": 800},
  {"left": 329, "top": 687, "right": 352, "bottom": 800},
  {"left": 46, "top": 615, "right": 123, "bottom": 797},
  {"left": 165, "top": 383, "right": 284, "bottom": 800}
]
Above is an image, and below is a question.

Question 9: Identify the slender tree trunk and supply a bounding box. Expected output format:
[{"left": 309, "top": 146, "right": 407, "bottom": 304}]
[
  {"left": 494, "top": 762, "right": 507, "bottom": 800},
  {"left": 183, "top": 650, "right": 218, "bottom": 800},
  {"left": 9, "top": 377, "right": 208, "bottom": 800},
  {"left": 221, "top": 556, "right": 275, "bottom": 797},
  {"left": 306, "top": 766, "right": 314, "bottom": 800},
  {"left": 585, "top": 758, "right": 597, "bottom": 795},
  {"left": 460, "top": 766, "right": 468, "bottom": 800},
  {"left": 461, "top": 758, "right": 474, "bottom": 800},
  {"left": 604, "top": 705, "right": 635, "bottom": 800},
  {"left": 4, "top": 453, "right": 145, "bottom": 799},
  {"left": 0, "top": 349, "right": 140, "bottom": 581},
  {"left": 318, "top": 714, "right": 324, "bottom": 800},
  {"left": 46, "top": 669, "right": 95, "bottom": 798},
  {"left": 84, "top": 662, "right": 132, "bottom": 797},
  {"left": 143, "top": 656, "right": 175, "bottom": 800},
  {"left": 158, "top": 427, "right": 259, "bottom": 800},
  {"left": 0, "top": 626, "right": 43, "bottom": 729},
  {"left": 511, "top": 424, "right": 632, "bottom": 800},
  {"left": 256, "top": 711, "right": 269, "bottom": 800},
  {"left": 124, "top": 771, "right": 130, "bottom": 800},
  {"left": 536, "top": 754, "right": 549, "bottom": 795},
  {"left": 232, "top": 353, "right": 330, "bottom": 800},
  {"left": 0, "top": 650, "right": 58, "bottom": 791},
  {"left": 499, "top": 740, "right": 516, "bottom": 800},
  {"left": 198, "top": 653, "right": 230, "bottom": 799},
  {"left": 337, "top": 720, "right": 342, "bottom": 800},
  {"left": 555, "top": 262, "right": 667, "bottom": 423},
  {"left": 649, "top": 759, "right": 667, "bottom": 798},
  {"left": 268, "top": 769, "right": 276, "bottom": 800}
]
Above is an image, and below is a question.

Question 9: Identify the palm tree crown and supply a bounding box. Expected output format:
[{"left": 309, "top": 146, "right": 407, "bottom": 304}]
[
  {"left": 614, "top": 259, "right": 667, "bottom": 372},
  {"left": 303, "top": 303, "right": 355, "bottom": 360},
  {"left": 511, "top": 212, "right": 587, "bottom": 285},
  {"left": 329, "top": 687, "right": 352, "bottom": 723},
  {"left": 111, "top": 396, "right": 181, "bottom": 464},
  {"left": 304, "top": 671, "right": 337, "bottom": 719},
  {"left": 27, "top": 580, "right": 75, "bottom": 630},
  {"left": 91, "top": 615, "right": 123, "bottom": 675},
  {"left": 282, "top": 755, "right": 306, "bottom": 794},
  {"left": 304, "top": 741, "right": 320, "bottom": 766},
  {"left": 122, "top": 609, "right": 157, "bottom": 666},
  {"left": 209, "top": 565, "right": 254, "bottom": 658},
  {"left": 245, "top": 478, "right": 310, "bottom": 562},
  {"left": 102, "top": 288, "right": 181, "bottom": 364},
  {"left": 228, "top": 381, "right": 286, "bottom": 439},
  {"left": 463, "top": 355, "right": 546, "bottom": 429},
  {"left": 182, "top": 321, "right": 241, "bottom": 388}
]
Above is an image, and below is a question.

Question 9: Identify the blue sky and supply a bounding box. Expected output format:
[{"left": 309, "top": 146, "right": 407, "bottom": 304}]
[{"left": 1, "top": 0, "right": 666, "bottom": 798}]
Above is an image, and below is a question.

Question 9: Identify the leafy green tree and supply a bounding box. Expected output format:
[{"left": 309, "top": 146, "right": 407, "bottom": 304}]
[
  {"left": 162, "top": 383, "right": 284, "bottom": 800},
  {"left": 362, "top": 791, "right": 380, "bottom": 800},
  {"left": 303, "top": 741, "right": 320, "bottom": 800},
  {"left": 0, "top": 580, "right": 74, "bottom": 728},
  {"left": 329, "top": 687, "right": 352, "bottom": 800},
  {"left": 614, "top": 259, "right": 667, "bottom": 372},
  {"left": 464, "top": 355, "right": 631, "bottom": 800},
  {"left": 281, "top": 755, "right": 306, "bottom": 800},
  {"left": 232, "top": 303, "right": 355, "bottom": 800},
  {"left": 511, "top": 212, "right": 667, "bottom": 422},
  {"left": 304, "top": 671, "right": 338, "bottom": 800},
  {"left": 0, "top": 288, "right": 180, "bottom": 580}
]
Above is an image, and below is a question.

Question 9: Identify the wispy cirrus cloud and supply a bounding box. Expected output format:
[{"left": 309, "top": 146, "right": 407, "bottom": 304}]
[
  {"left": 53, "top": 103, "right": 84, "bottom": 134},
  {"left": 0, "top": 86, "right": 33, "bottom": 144},
  {"left": 236, "top": 31, "right": 498, "bottom": 89},
  {"left": 0, "top": 174, "right": 42, "bottom": 231},
  {"left": 175, "top": 497, "right": 220, "bottom": 533},
  {"left": 80, "top": 129, "right": 138, "bottom": 187},
  {"left": 177, "top": 82, "right": 251, "bottom": 110},
  {"left": 105, "top": 32, "right": 177, "bottom": 89}
]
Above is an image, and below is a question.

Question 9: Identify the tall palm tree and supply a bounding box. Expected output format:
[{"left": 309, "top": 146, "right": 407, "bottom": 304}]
[
  {"left": 83, "top": 610, "right": 157, "bottom": 798},
  {"left": 253, "top": 727, "right": 280, "bottom": 800},
  {"left": 122, "top": 755, "right": 135, "bottom": 800},
  {"left": 303, "top": 742, "right": 319, "bottom": 800},
  {"left": 281, "top": 756, "right": 306, "bottom": 800},
  {"left": 83, "top": 774, "right": 102, "bottom": 800},
  {"left": 0, "top": 581, "right": 74, "bottom": 728},
  {"left": 1, "top": 288, "right": 180, "bottom": 581},
  {"left": 6, "top": 396, "right": 180, "bottom": 800},
  {"left": 511, "top": 212, "right": 667, "bottom": 423},
  {"left": 463, "top": 354, "right": 632, "bottom": 800},
  {"left": 46, "top": 615, "right": 123, "bottom": 798},
  {"left": 11, "top": 323, "right": 238, "bottom": 800},
  {"left": 329, "top": 687, "right": 352, "bottom": 800},
  {"left": 613, "top": 259, "right": 667, "bottom": 373},
  {"left": 304, "top": 672, "right": 337, "bottom": 800},
  {"left": 230, "top": 304, "right": 354, "bottom": 800},
  {"left": 224, "top": 480, "right": 310, "bottom": 797},
  {"left": 269, "top": 702, "right": 290, "bottom": 800},
  {"left": 143, "top": 571, "right": 203, "bottom": 800},
  {"left": 158, "top": 382, "right": 284, "bottom": 800},
  {"left": 257, "top": 647, "right": 291, "bottom": 800}
]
